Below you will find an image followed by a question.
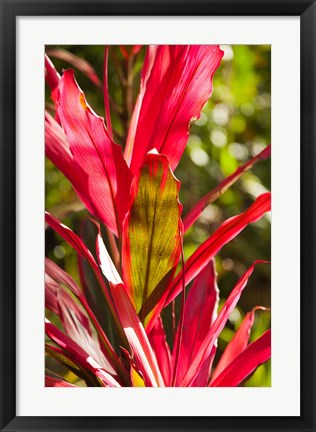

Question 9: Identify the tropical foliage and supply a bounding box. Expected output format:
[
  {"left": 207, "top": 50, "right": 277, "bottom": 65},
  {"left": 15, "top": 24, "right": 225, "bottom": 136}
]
[{"left": 45, "top": 45, "right": 271, "bottom": 387}]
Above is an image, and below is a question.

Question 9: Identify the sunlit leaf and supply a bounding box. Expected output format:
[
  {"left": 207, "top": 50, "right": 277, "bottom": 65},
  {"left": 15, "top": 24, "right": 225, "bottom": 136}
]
[
  {"left": 210, "top": 330, "right": 271, "bottom": 387},
  {"left": 211, "top": 306, "right": 269, "bottom": 383},
  {"left": 45, "top": 258, "right": 129, "bottom": 384},
  {"left": 56, "top": 69, "right": 132, "bottom": 236},
  {"left": 125, "top": 45, "right": 224, "bottom": 173},
  {"left": 45, "top": 212, "right": 127, "bottom": 346},
  {"left": 172, "top": 260, "right": 219, "bottom": 386},
  {"left": 45, "top": 319, "right": 121, "bottom": 387},
  {"left": 96, "top": 231, "right": 165, "bottom": 387},
  {"left": 180, "top": 261, "right": 269, "bottom": 386},
  {"left": 148, "top": 316, "right": 171, "bottom": 386},
  {"left": 122, "top": 152, "right": 183, "bottom": 325},
  {"left": 166, "top": 192, "right": 271, "bottom": 306}
]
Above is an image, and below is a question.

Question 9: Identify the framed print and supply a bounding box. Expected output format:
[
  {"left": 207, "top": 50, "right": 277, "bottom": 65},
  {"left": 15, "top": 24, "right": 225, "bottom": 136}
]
[{"left": 0, "top": 1, "right": 315, "bottom": 431}]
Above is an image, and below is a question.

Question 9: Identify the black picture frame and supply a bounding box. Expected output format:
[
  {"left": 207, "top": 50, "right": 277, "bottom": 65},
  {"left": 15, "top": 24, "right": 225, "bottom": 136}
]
[{"left": 1, "top": 1, "right": 315, "bottom": 431}]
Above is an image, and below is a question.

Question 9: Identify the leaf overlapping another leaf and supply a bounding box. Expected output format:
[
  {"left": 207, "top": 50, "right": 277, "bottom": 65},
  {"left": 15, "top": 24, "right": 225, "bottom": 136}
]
[
  {"left": 166, "top": 192, "right": 271, "bottom": 306},
  {"left": 44, "top": 45, "right": 271, "bottom": 388},
  {"left": 122, "top": 152, "right": 183, "bottom": 327},
  {"left": 125, "top": 45, "right": 224, "bottom": 173}
]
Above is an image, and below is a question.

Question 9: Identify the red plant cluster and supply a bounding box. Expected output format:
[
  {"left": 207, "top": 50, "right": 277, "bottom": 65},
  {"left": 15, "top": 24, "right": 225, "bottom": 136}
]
[{"left": 45, "top": 45, "right": 271, "bottom": 387}]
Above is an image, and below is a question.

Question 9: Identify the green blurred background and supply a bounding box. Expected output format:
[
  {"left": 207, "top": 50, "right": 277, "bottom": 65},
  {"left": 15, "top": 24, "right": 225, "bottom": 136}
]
[{"left": 45, "top": 45, "right": 271, "bottom": 386}]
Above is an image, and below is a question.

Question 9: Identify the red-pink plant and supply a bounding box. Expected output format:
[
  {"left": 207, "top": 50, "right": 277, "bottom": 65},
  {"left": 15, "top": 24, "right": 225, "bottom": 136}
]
[{"left": 45, "top": 45, "right": 271, "bottom": 387}]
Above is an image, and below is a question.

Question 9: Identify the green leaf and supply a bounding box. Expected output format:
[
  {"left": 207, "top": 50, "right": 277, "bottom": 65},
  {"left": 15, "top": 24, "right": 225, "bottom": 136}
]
[{"left": 122, "top": 151, "right": 182, "bottom": 325}]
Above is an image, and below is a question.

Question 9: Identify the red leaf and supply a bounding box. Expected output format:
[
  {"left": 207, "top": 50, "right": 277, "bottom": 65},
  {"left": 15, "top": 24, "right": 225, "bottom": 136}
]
[
  {"left": 45, "top": 111, "right": 120, "bottom": 230},
  {"left": 45, "top": 212, "right": 96, "bottom": 267},
  {"left": 45, "top": 273, "right": 59, "bottom": 315},
  {"left": 111, "top": 283, "right": 165, "bottom": 387},
  {"left": 125, "top": 45, "right": 223, "bottom": 173},
  {"left": 96, "top": 233, "right": 165, "bottom": 387},
  {"left": 172, "top": 260, "right": 219, "bottom": 386},
  {"left": 210, "top": 330, "right": 271, "bottom": 387},
  {"left": 191, "top": 346, "right": 217, "bottom": 387},
  {"left": 45, "top": 212, "right": 126, "bottom": 342},
  {"left": 45, "top": 54, "right": 60, "bottom": 108},
  {"left": 45, "top": 269, "right": 89, "bottom": 333},
  {"left": 45, "top": 111, "right": 83, "bottom": 194},
  {"left": 166, "top": 192, "right": 271, "bottom": 306},
  {"left": 183, "top": 145, "right": 271, "bottom": 231},
  {"left": 45, "top": 376, "right": 76, "bottom": 387},
  {"left": 148, "top": 316, "right": 171, "bottom": 386},
  {"left": 119, "top": 45, "right": 142, "bottom": 59},
  {"left": 45, "top": 319, "right": 121, "bottom": 387},
  {"left": 45, "top": 54, "right": 60, "bottom": 90},
  {"left": 124, "top": 45, "right": 158, "bottom": 165},
  {"left": 56, "top": 290, "right": 119, "bottom": 377},
  {"left": 45, "top": 257, "right": 82, "bottom": 297},
  {"left": 45, "top": 258, "right": 128, "bottom": 383},
  {"left": 47, "top": 48, "right": 102, "bottom": 89},
  {"left": 94, "top": 221, "right": 122, "bottom": 286},
  {"left": 56, "top": 69, "right": 132, "bottom": 236},
  {"left": 179, "top": 261, "right": 268, "bottom": 386},
  {"left": 211, "top": 306, "right": 269, "bottom": 383}
]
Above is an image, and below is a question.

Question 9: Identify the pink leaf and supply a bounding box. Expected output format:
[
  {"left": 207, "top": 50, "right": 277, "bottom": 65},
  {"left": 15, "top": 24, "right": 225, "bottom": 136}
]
[
  {"left": 45, "top": 258, "right": 128, "bottom": 383},
  {"left": 211, "top": 306, "right": 269, "bottom": 383},
  {"left": 56, "top": 69, "right": 132, "bottom": 236},
  {"left": 45, "top": 270, "right": 90, "bottom": 334},
  {"left": 166, "top": 192, "right": 271, "bottom": 306},
  {"left": 94, "top": 221, "right": 122, "bottom": 286},
  {"left": 47, "top": 48, "right": 102, "bottom": 89},
  {"left": 45, "top": 54, "right": 60, "bottom": 90},
  {"left": 210, "top": 330, "right": 271, "bottom": 387},
  {"left": 111, "top": 283, "right": 165, "bottom": 387},
  {"left": 56, "top": 289, "right": 119, "bottom": 377},
  {"left": 45, "top": 257, "right": 82, "bottom": 297},
  {"left": 45, "top": 54, "right": 60, "bottom": 108},
  {"left": 45, "top": 212, "right": 96, "bottom": 267},
  {"left": 172, "top": 260, "right": 219, "bottom": 386},
  {"left": 45, "top": 212, "right": 126, "bottom": 343},
  {"left": 180, "top": 261, "right": 268, "bottom": 386},
  {"left": 45, "top": 319, "right": 121, "bottom": 387},
  {"left": 45, "top": 111, "right": 80, "bottom": 190},
  {"left": 191, "top": 346, "right": 217, "bottom": 387},
  {"left": 183, "top": 145, "right": 271, "bottom": 231},
  {"left": 125, "top": 45, "right": 223, "bottom": 173},
  {"left": 45, "top": 273, "right": 59, "bottom": 314},
  {"left": 46, "top": 111, "right": 118, "bottom": 229},
  {"left": 148, "top": 316, "right": 171, "bottom": 386},
  {"left": 124, "top": 45, "right": 158, "bottom": 165},
  {"left": 95, "top": 232, "right": 165, "bottom": 387}
]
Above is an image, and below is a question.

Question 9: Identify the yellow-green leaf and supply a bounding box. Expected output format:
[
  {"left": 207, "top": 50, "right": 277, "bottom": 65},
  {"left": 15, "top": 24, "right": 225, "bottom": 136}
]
[{"left": 122, "top": 152, "right": 182, "bottom": 325}]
